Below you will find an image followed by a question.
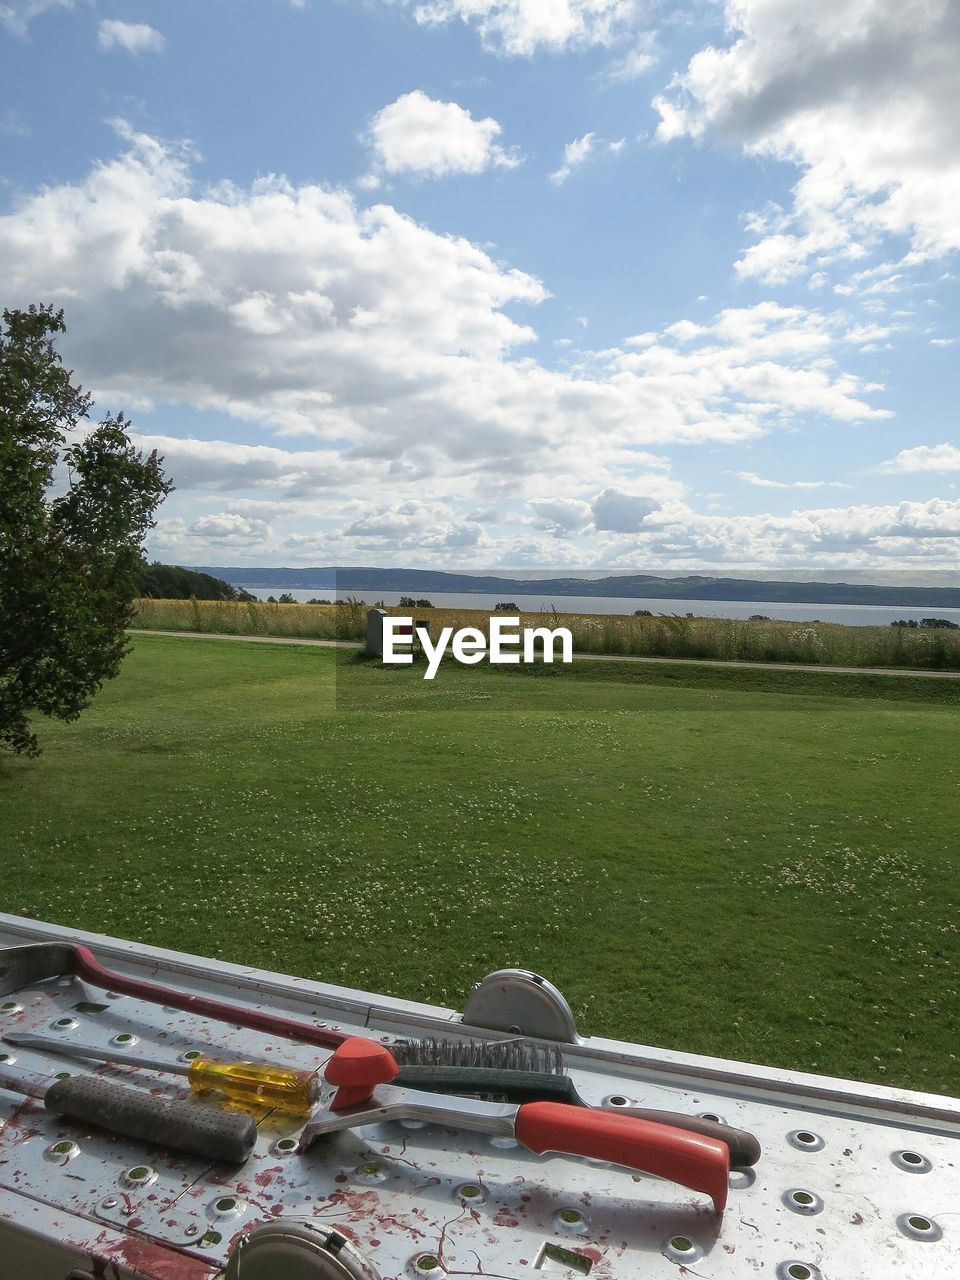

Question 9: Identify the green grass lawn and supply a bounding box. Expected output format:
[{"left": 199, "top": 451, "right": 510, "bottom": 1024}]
[{"left": 2, "top": 634, "right": 959, "bottom": 1095}]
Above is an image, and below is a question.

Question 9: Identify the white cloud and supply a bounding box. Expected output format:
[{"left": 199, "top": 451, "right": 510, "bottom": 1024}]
[
  {"left": 395, "top": 0, "right": 643, "bottom": 56},
  {"left": 656, "top": 0, "right": 960, "bottom": 289},
  {"left": 0, "top": 0, "right": 68, "bottom": 37},
  {"left": 151, "top": 493, "right": 960, "bottom": 569},
  {"left": 342, "top": 499, "right": 485, "bottom": 550},
  {"left": 129, "top": 435, "right": 369, "bottom": 497},
  {"left": 97, "top": 19, "right": 166, "bottom": 54},
  {"left": 599, "top": 31, "right": 658, "bottom": 83},
  {"left": 2, "top": 129, "right": 889, "bottom": 455},
  {"left": 733, "top": 471, "right": 851, "bottom": 490},
  {"left": 188, "top": 513, "right": 271, "bottom": 542},
  {"left": 878, "top": 444, "right": 960, "bottom": 474},
  {"left": 663, "top": 319, "right": 707, "bottom": 342},
  {"left": 551, "top": 132, "right": 625, "bottom": 185},
  {"left": 930, "top": 337, "right": 955, "bottom": 346},
  {"left": 550, "top": 132, "right": 596, "bottom": 184},
  {"left": 364, "top": 91, "right": 520, "bottom": 181},
  {"left": 527, "top": 497, "right": 593, "bottom": 531},
  {"left": 589, "top": 498, "right": 960, "bottom": 570},
  {"left": 0, "top": 127, "right": 913, "bottom": 567},
  {"left": 591, "top": 487, "right": 660, "bottom": 532},
  {"left": 602, "top": 302, "right": 894, "bottom": 425}
]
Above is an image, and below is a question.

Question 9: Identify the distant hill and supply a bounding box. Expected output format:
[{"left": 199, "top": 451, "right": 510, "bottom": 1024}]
[
  {"left": 136, "top": 562, "right": 255, "bottom": 601},
  {"left": 194, "top": 566, "right": 960, "bottom": 608}
]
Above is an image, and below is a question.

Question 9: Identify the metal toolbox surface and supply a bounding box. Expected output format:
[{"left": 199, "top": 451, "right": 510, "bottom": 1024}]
[{"left": 0, "top": 912, "right": 955, "bottom": 1279}]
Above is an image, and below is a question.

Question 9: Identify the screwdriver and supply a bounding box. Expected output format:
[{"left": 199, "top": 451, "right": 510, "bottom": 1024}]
[
  {"left": 3, "top": 1032, "right": 321, "bottom": 1116},
  {"left": 0, "top": 1061, "right": 257, "bottom": 1163}
]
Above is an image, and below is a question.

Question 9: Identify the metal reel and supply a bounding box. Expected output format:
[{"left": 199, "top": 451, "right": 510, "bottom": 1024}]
[
  {"left": 461, "top": 968, "right": 579, "bottom": 1043},
  {"left": 225, "top": 1222, "right": 381, "bottom": 1280}
]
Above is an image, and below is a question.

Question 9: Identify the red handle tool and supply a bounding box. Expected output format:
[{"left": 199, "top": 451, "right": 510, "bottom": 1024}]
[
  {"left": 515, "top": 1101, "right": 729, "bottom": 1211},
  {"left": 0, "top": 944, "right": 348, "bottom": 1049},
  {"left": 311, "top": 1038, "right": 729, "bottom": 1212},
  {"left": 3, "top": 943, "right": 733, "bottom": 1206}
]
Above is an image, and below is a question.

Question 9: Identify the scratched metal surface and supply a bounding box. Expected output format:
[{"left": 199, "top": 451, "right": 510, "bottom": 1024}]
[{"left": 0, "top": 915, "right": 957, "bottom": 1280}]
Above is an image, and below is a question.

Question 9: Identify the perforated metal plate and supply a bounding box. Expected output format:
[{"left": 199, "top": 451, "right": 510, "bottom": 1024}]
[{"left": 0, "top": 913, "right": 957, "bottom": 1280}]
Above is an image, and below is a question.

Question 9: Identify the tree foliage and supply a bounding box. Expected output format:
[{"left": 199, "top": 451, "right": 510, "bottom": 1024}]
[
  {"left": 134, "top": 561, "right": 254, "bottom": 601},
  {"left": 0, "top": 305, "right": 173, "bottom": 756},
  {"left": 891, "top": 617, "right": 959, "bottom": 630}
]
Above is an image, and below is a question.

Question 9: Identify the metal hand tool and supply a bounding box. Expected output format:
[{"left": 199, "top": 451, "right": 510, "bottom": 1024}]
[
  {"left": 0, "top": 942, "right": 347, "bottom": 1050},
  {"left": 4, "top": 1032, "right": 321, "bottom": 1115},
  {"left": 301, "top": 1039, "right": 731, "bottom": 1213},
  {"left": 394, "top": 1061, "right": 761, "bottom": 1166},
  {"left": 0, "top": 1062, "right": 257, "bottom": 1163},
  {"left": 6, "top": 1031, "right": 761, "bottom": 1166}
]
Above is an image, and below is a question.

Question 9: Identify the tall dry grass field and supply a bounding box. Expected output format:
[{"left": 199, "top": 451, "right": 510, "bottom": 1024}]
[{"left": 133, "top": 598, "right": 960, "bottom": 671}]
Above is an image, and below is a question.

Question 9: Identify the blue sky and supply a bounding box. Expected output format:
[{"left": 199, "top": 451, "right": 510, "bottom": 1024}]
[{"left": 2, "top": 0, "right": 958, "bottom": 571}]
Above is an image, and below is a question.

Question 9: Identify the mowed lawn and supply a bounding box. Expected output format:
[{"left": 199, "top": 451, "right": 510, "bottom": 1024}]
[{"left": 2, "top": 635, "right": 959, "bottom": 1095}]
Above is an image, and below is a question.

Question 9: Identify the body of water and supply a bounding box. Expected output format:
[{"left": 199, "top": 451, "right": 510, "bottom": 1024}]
[{"left": 239, "top": 586, "right": 960, "bottom": 629}]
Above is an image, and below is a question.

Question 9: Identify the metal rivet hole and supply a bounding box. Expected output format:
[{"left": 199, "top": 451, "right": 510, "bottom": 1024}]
[
  {"left": 897, "top": 1213, "right": 942, "bottom": 1242},
  {"left": 777, "top": 1265, "right": 818, "bottom": 1280},
  {"left": 663, "top": 1234, "right": 703, "bottom": 1265},
  {"left": 788, "top": 1129, "right": 825, "bottom": 1152},
  {"left": 894, "top": 1149, "right": 932, "bottom": 1173},
  {"left": 783, "top": 1188, "right": 824, "bottom": 1216}
]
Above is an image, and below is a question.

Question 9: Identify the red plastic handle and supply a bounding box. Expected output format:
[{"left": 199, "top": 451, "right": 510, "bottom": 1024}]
[
  {"left": 325, "top": 1037, "right": 399, "bottom": 1109},
  {"left": 514, "top": 1101, "right": 729, "bottom": 1212}
]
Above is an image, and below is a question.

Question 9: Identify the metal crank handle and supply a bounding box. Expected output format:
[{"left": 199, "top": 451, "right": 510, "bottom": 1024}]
[{"left": 514, "top": 1101, "right": 730, "bottom": 1213}]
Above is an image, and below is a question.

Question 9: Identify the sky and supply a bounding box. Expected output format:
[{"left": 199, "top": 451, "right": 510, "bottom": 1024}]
[{"left": 2, "top": 0, "right": 959, "bottom": 574}]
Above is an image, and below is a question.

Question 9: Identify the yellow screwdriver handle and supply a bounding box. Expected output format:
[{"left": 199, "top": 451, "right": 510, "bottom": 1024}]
[{"left": 187, "top": 1056, "right": 321, "bottom": 1115}]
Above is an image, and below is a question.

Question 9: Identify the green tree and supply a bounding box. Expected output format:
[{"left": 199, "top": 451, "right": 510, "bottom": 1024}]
[
  {"left": 134, "top": 561, "right": 254, "bottom": 601},
  {"left": 0, "top": 305, "right": 173, "bottom": 756}
]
